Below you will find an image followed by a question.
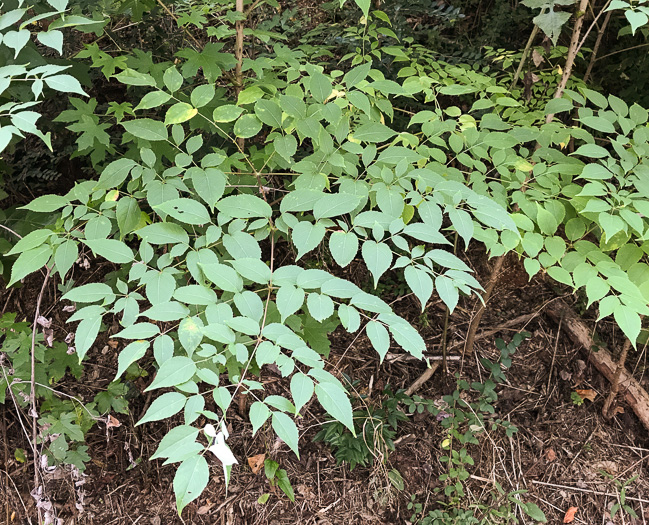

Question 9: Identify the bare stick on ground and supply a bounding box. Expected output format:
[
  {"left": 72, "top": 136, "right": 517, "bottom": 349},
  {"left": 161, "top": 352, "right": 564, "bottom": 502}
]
[{"left": 405, "top": 361, "right": 441, "bottom": 396}]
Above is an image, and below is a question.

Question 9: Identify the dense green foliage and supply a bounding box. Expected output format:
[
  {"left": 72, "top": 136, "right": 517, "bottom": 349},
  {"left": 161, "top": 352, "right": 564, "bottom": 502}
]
[{"left": 2, "top": 0, "right": 649, "bottom": 519}]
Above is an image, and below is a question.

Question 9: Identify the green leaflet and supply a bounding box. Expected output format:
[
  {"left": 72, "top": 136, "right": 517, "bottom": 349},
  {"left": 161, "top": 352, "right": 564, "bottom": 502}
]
[
  {"left": 145, "top": 356, "right": 197, "bottom": 391},
  {"left": 290, "top": 373, "right": 314, "bottom": 413},
  {"left": 315, "top": 382, "right": 354, "bottom": 433},
  {"left": 8, "top": 244, "right": 53, "bottom": 287},
  {"left": 173, "top": 455, "right": 209, "bottom": 515},
  {"left": 62, "top": 283, "right": 114, "bottom": 303},
  {"left": 361, "top": 240, "right": 393, "bottom": 287},
  {"left": 84, "top": 239, "right": 134, "bottom": 264},
  {"left": 216, "top": 194, "right": 272, "bottom": 219},
  {"left": 151, "top": 425, "right": 200, "bottom": 461},
  {"left": 122, "top": 118, "right": 168, "bottom": 141},
  {"left": 404, "top": 266, "right": 433, "bottom": 311},
  {"left": 329, "top": 231, "right": 359, "bottom": 268},
  {"left": 366, "top": 320, "right": 390, "bottom": 362},
  {"left": 292, "top": 221, "right": 326, "bottom": 259},
  {"left": 250, "top": 401, "right": 271, "bottom": 435},
  {"left": 116, "top": 340, "right": 149, "bottom": 379},
  {"left": 276, "top": 285, "right": 305, "bottom": 322},
  {"left": 272, "top": 412, "right": 300, "bottom": 457}
]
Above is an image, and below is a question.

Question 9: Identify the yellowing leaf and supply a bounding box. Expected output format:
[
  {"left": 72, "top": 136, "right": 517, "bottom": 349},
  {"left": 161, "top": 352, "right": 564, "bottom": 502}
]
[{"left": 165, "top": 102, "right": 198, "bottom": 125}]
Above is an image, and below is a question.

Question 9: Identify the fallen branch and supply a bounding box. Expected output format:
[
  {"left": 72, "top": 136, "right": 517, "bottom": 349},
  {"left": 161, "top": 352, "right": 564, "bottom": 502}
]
[
  {"left": 546, "top": 299, "right": 649, "bottom": 432},
  {"left": 405, "top": 362, "right": 441, "bottom": 396}
]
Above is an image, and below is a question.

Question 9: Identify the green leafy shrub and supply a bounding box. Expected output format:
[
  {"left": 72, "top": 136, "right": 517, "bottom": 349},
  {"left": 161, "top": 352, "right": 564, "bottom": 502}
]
[
  {"left": 3, "top": 5, "right": 649, "bottom": 516},
  {"left": 0, "top": 0, "right": 105, "bottom": 156}
]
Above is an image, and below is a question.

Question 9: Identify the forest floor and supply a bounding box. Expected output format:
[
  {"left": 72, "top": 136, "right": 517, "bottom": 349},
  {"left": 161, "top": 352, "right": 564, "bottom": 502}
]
[{"left": 2, "top": 249, "right": 649, "bottom": 525}]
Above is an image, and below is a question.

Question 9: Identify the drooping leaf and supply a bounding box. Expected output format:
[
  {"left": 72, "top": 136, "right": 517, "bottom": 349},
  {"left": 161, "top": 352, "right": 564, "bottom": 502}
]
[
  {"left": 271, "top": 412, "right": 300, "bottom": 457},
  {"left": 290, "top": 373, "right": 314, "bottom": 413},
  {"left": 361, "top": 240, "right": 393, "bottom": 287},
  {"left": 315, "top": 382, "right": 354, "bottom": 433},
  {"left": 366, "top": 320, "right": 390, "bottom": 362},
  {"left": 173, "top": 454, "right": 209, "bottom": 515}
]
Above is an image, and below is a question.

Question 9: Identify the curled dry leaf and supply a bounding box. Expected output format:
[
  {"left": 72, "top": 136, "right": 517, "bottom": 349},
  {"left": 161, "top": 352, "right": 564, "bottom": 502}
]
[
  {"left": 36, "top": 316, "right": 51, "bottom": 328},
  {"left": 247, "top": 453, "right": 265, "bottom": 475},
  {"left": 563, "top": 506, "right": 578, "bottom": 523},
  {"left": 559, "top": 370, "right": 571, "bottom": 381},
  {"left": 197, "top": 501, "right": 214, "bottom": 515},
  {"left": 106, "top": 415, "right": 121, "bottom": 429},
  {"left": 43, "top": 328, "right": 54, "bottom": 347},
  {"left": 575, "top": 389, "right": 597, "bottom": 402}
]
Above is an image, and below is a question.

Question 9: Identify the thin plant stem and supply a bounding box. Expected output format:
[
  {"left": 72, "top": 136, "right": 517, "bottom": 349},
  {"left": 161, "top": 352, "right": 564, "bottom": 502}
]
[
  {"left": 0, "top": 224, "right": 22, "bottom": 239},
  {"left": 596, "top": 42, "right": 649, "bottom": 62},
  {"left": 545, "top": 0, "right": 590, "bottom": 123},
  {"left": 510, "top": 20, "right": 542, "bottom": 92},
  {"left": 464, "top": 254, "right": 505, "bottom": 355},
  {"left": 154, "top": 0, "right": 202, "bottom": 50},
  {"left": 30, "top": 265, "right": 51, "bottom": 523},
  {"left": 235, "top": 0, "right": 245, "bottom": 150},
  {"left": 584, "top": 10, "right": 611, "bottom": 82}
]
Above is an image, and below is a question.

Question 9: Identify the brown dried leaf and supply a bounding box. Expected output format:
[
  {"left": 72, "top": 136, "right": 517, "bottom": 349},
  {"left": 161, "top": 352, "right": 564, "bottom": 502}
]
[
  {"left": 545, "top": 448, "right": 557, "bottom": 462},
  {"left": 560, "top": 370, "right": 572, "bottom": 381},
  {"left": 575, "top": 389, "right": 597, "bottom": 402},
  {"left": 106, "top": 415, "right": 121, "bottom": 429},
  {"left": 43, "top": 328, "right": 54, "bottom": 347},
  {"left": 563, "top": 506, "right": 578, "bottom": 523},
  {"left": 247, "top": 453, "right": 265, "bottom": 475},
  {"left": 197, "top": 501, "right": 214, "bottom": 515},
  {"left": 532, "top": 49, "right": 544, "bottom": 67},
  {"left": 36, "top": 316, "right": 51, "bottom": 328},
  {"left": 594, "top": 460, "right": 618, "bottom": 475}
]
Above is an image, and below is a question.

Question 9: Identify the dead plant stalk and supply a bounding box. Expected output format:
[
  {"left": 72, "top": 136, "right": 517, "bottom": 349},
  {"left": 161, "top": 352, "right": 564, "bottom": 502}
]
[
  {"left": 30, "top": 265, "right": 51, "bottom": 522},
  {"left": 464, "top": 254, "right": 505, "bottom": 355}
]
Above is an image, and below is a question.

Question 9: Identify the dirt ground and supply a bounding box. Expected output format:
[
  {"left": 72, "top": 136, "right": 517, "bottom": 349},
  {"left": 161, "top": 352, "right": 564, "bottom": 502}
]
[{"left": 2, "top": 249, "right": 649, "bottom": 525}]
